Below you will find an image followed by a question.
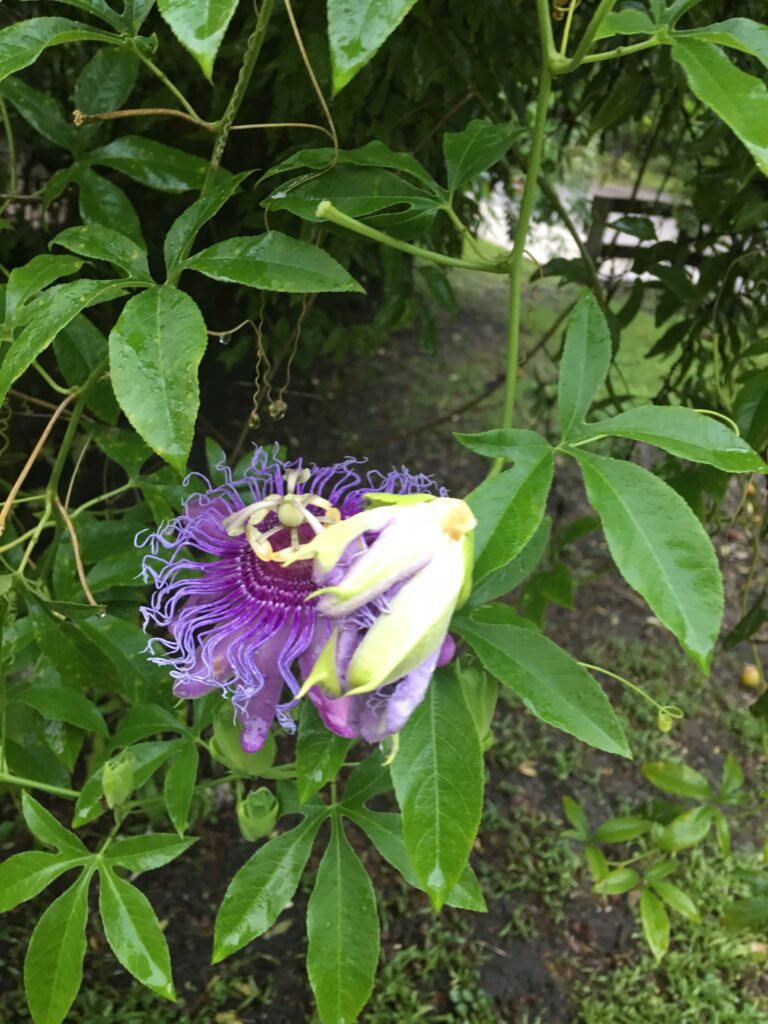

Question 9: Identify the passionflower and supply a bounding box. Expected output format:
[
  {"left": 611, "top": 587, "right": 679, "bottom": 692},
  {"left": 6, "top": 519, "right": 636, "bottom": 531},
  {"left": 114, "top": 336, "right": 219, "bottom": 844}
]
[
  {"left": 139, "top": 448, "right": 440, "bottom": 752},
  {"left": 286, "top": 496, "right": 476, "bottom": 743}
]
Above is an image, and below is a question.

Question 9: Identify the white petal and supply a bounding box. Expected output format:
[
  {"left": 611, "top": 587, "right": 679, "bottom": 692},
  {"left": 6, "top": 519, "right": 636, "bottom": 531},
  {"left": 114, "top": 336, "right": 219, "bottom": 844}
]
[{"left": 346, "top": 537, "right": 466, "bottom": 693}]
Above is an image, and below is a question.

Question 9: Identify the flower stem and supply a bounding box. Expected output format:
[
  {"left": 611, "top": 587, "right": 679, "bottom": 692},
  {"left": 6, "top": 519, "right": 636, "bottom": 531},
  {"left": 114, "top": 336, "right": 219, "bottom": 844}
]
[
  {"left": 315, "top": 201, "right": 509, "bottom": 274},
  {"left": 0, "top": 771, "right": 79, "bottom": 800},
  {"left": 488, "top": 52, "right": 553, "bottom": 477}
]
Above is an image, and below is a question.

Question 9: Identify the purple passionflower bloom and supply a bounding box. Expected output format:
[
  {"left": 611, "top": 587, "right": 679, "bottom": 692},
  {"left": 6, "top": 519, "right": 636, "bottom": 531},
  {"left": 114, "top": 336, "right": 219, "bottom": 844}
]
[
  {"left": 139, "top": 448, "right": 442, "bottom": 752},
  {"left": 287, "top": 496, "right": 476, "bottom": 743}
]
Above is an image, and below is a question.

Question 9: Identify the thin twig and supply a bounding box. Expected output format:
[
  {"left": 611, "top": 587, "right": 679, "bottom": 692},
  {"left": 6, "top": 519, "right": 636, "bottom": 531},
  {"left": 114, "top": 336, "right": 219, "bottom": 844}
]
[
  {"left": 231, "top": 121, "right": 335, "bottom": 142},
  {"left": 0, "top": 392, "right": 76, "bottom": 535},
  {"left": 73, "top": 107, "right": 215, "bottom": 131},
  {"left": 283, "top": 0, "right": 338, "bottom": 151},
  {"left": 54, "top": 495, "right": 98, "bottom": 606}
]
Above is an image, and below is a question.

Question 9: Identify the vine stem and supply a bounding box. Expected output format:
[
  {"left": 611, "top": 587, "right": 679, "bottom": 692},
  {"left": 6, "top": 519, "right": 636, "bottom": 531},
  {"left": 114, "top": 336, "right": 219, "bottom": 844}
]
[
  {"left": 202, "top": 0, "right": 275, "bottom": 193},
  {"left": 0, "top": 772, "right": 79, "bottom": 800},
  {"left": 488, "top": 52, "right": 553, "bottom": 477}
]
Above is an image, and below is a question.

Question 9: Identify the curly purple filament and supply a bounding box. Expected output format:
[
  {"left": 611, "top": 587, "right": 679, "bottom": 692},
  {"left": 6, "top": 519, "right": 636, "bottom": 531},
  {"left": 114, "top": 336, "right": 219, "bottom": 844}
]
[{"left": 139, "top": 448, "right": 440, "bottom": 751}]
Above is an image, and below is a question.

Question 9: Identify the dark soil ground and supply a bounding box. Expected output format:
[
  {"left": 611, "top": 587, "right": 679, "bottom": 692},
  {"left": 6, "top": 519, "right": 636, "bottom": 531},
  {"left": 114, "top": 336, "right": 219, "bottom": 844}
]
[{"left": 2, "top": 272, "right": 767, "bottom": 1023}]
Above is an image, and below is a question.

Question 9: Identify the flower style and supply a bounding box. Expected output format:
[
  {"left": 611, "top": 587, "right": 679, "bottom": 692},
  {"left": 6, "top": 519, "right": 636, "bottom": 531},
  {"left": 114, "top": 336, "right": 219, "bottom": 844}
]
[
  {"left": 286, "top": 495, "right": 476, "bottom": 743},
  {"left": 139, "top": 448, "right": 441, "bottom": 752}
]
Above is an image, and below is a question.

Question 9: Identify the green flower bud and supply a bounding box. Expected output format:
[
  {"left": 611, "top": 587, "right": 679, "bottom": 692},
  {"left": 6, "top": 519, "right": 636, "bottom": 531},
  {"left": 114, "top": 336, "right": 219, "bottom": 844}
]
[
  {"left": 103, "top": 753, "right": 135, "bottom": 808},
  {"left": 237, "top": 786, "right": 279, "bottom": 842}
]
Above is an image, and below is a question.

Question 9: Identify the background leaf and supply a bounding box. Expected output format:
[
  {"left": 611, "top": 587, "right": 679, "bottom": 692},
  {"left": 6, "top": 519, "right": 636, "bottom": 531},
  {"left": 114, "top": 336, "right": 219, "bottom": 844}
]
[{"left": 157, "top": 0, "right": 238, "bottom": 79}]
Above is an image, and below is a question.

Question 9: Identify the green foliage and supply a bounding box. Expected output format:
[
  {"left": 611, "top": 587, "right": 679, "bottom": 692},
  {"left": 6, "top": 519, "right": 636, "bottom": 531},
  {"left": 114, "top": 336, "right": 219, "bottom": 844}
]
[{"left": 1, "top": 1, "right": 767, "bottom": 1022}]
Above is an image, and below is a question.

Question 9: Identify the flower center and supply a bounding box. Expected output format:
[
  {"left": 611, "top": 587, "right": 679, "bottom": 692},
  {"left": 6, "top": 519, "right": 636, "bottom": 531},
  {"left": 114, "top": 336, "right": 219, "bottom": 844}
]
[{"left": 223, "top": 467, "right": 341, "bottom": 561}]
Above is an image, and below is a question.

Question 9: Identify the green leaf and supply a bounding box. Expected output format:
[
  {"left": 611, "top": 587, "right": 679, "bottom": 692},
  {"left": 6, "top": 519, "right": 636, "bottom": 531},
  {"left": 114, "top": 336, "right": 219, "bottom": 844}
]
[
  {"left": 98, "top": 866, "right": 175, "bottom": 999},
  {"left": 163, "top": 742, "right": 198, "bottom": 835},
  {"left": 341, "top": 752, "right": 393, "bottom": 806},
  {"left": 733, "top": 369, "right": 768, "bottom": 450},
  {"left": 593, "top": 867, "right": 640, "bottom": 895},
  {"left": 651, "top": 880, "right": 700, "bottom": 921},
  {"left": 558, "top": 292, "right": 612, "bottom": 439},
  {"left": 455, "top": 619, "right": 630, "bottom": 757},
  {"left": 307, "top": 816, "right": 380, "bottom": 1023},
  {"left": 672, "top": 39, "right": 768, "bottom": 175},
  {"left": 0, "top": 77, "right": 79, "bottom": 151},
  {"left": 87, "top": 136, "right": 211, "bottom": 192},
  {"left": 456, "top": 426, "right": 552, "bottom": 460},
  {"left": 84, "top": 423, "right": 152, "bottom": 478},
  {"left": 584, "top": 845, "right": 609, "bottom": 882},
  {"left": 74, "top": 47, "right": 138, "bottom": 124},
  {"left": 640, "top": 887, "right": 670, "bottom": 961},
  {"left": 111, "top": 705, "right": 189, "bottom": 747},
  {"left": 573, "top": 451, "right": 723, "bottom": 670},
  {"left": 719, "top": 753, "right": 745, "bottom": 801},
  {"left": 575, "top": 405, "right": 766, "bottom": 473},
  {"left": 184, "top": 232, "right": 364, "bottom": 293},
  {"left": 42, "top": 0, "right": 125, "bottom": 31},
  {"left": 0, "top": 851, "right": 86, "bottom": 912},
  {"left": 30, "top": 603, "right": 119, "bottom": 693},
  {"left": 163, "top": 171, "right": 250, "bottom": 277},
  {"left": 0, "top": 279, "right": 125, "bottom": 404},
  {"left": 344, "top": 805, "right": 485, "bottom": 911},
  {"left": 213, "top": 810, "right": 326, "bottom": 961},
  {"left": 52, "top": 225, "right": 151, "bottom": 281},
  {"left": 562, "top": 795, "right": 589, "bottom": 839},
  {"left": 676, "top": 18, "right": 768, "bottom": 72},
  {"left": 24, "top": 872, "right": 90, "bottom": 1024},
  {"left": 0, "top": 17, "right": 110, "bottom": 84},
  {"left": 466, "top": 433, "right": 554, "bottom": 584},
  {"left": 592, "top": 816, "right": 650, "bottom": 843},
  {"left": 296, "top": 700, "right": 353, "bottom": 804},
  {"left": 642, "top": 761, "right": 713, "bottom": 800},
  {"left": 52, "top": 313, "right": 119, "bottom": 425},
  {"left": 389, "top": 665, "right": 484, "bottom": 909},
  {"left": 106, "top": 833, "right": 197, "bottom": 873},
  {"left": 657, "top": 805, "right": 714, "bottom": 852},
  {"left": 13, "top": 681, "right": 108, "bottom": 737},
  {"left": 328, "top": 0, "right": 419, "bottom": 94},
  {"left": 266, "top": 165, "right": 440, "bottom": 240},
  {"left": 108, "top": 285, "right": 207, "bottom": 474},
  {"left": 443, "top": 119, "right": 520, "bottom": 191},
  {"left": 158, "top": 0, "right": 238, "bottom": 79},
  {"left": 263, "top": 141, "right": 444, "bottom": 194},
  {"left": 595, "top": 9, "right": 656, "bottom": 39},
  {"left": 644, "top": 861, "right": 678, "bottom": 883},
  {"left": 4, "top": 254, "right": 82, "bottom": 321},
  {"left": 21, "top": 793, "right": 88, "bottom": 855},
  {"left": 466, "top": 517, "right": 551, "bottom": 608},
  {"left": 75, "top": 167, "right": 144, "bottom": 245}
]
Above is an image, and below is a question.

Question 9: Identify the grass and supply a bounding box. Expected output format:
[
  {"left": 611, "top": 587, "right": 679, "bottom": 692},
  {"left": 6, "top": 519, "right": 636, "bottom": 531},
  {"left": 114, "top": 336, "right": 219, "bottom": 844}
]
[{"left": 574, "top": 847, "right": 768, "bottom": 1024}]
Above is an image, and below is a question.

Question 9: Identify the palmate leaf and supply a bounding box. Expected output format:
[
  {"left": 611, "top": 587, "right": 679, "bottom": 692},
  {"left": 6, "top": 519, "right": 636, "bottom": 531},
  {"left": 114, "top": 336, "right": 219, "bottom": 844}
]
[
  {"left": 389, "top": 665, "right": 484, "bottom": 909},
  {"left": 0, "top": 17, "right": 113, "bottom": 84},
  {"left": 98, "top": 866, "right": 175, "bottom": 1000},
  {"left": 24, "top": 872, "right": 90, "bottom": 1024},
  {"left": 213, "top": 808, "right": 327, "bottom": 961},
  {"left": 306, "top": 815, "right": 380, "bottom": 1024}
]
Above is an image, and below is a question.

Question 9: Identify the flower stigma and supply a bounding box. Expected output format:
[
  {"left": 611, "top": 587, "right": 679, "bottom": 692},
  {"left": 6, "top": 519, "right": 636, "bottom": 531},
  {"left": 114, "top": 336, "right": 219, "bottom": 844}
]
[{"left": 222, "top": 466, "right": 341, "bottom": 560}]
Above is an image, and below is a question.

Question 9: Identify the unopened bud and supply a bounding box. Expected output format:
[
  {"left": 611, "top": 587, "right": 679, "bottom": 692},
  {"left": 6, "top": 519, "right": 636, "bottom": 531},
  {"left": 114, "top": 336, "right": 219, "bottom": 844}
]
[{"left": 237, "top": 787, "right": 279, "bottom": 841}]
